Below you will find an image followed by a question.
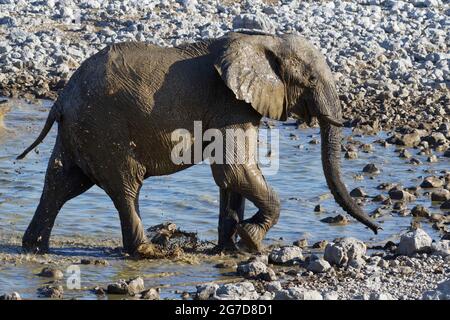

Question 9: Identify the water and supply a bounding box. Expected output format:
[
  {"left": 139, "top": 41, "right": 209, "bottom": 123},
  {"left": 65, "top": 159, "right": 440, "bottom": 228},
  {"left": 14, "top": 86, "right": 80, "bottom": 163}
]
[{"left": 0, "top": 98, "right": 448, "bottom": 299}]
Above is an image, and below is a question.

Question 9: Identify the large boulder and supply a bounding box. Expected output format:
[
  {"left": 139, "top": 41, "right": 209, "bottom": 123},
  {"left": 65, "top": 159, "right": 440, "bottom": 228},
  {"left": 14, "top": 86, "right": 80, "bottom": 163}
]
[
  {"left": 324, "top": 238, "right": 367, "bottom": 267},
  {"left": 397, "top": 228, "right": 432, "bottom": 256}
]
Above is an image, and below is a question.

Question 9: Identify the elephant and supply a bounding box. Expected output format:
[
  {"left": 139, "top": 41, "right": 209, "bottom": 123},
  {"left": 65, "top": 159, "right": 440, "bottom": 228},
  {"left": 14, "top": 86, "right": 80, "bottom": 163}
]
[{"left": 17, "top": 31, "right": 381, "bottom": 257}]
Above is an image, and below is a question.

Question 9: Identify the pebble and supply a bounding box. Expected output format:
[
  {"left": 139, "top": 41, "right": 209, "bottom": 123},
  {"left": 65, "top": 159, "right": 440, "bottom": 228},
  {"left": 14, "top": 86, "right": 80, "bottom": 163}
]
[
  {"left": 141, "top": 288, "right": 160, "bottom": 300},
  {"left": 350, "top": 187, "right": 367, "bottom": 198},
  {"left": 362, "top": 164, "right": 380, "bottom": 174}
]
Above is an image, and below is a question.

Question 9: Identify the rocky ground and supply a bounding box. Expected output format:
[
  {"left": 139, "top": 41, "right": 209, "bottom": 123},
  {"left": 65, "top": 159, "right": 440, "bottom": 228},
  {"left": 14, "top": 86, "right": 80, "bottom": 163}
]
[
  {"left": 0, "top": 223, "right": 449, "bottom": 300},
  {"left": 195, "top": 232, "right": 450, "bottom": 300}
]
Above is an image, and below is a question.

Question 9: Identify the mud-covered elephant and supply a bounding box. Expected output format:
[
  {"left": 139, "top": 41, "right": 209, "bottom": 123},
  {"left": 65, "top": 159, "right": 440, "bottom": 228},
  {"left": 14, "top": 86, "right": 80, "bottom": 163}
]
[{"left": 17, "top": 31, "right": 380, "bottom": 257}]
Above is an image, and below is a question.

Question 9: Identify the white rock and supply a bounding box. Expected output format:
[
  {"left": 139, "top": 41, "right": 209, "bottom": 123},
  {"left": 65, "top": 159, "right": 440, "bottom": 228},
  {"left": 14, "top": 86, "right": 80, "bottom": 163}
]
[
  {"left": 214, "top": 282, "right": 259, "bottom": 300},
  {"left": 237, "top": 261, "right": 268, "bottom": 278},
  {"left": 323, "top": 291, "right": 339, "bottom": 300},
  {"left": 307, "top": 259, "right": 331, "bottom": 273},
  {"left": 196, "top": 283, "right": 219, "bottom": 300},
  {"left": 127, "top": 277, "right": 145, "bottom": 295},
  {"left": 397, "top": 228, "right": 432, "bottom": 256},
  {"left": 269, "top": 246, "right": 303, "bottom": 264},
  {"left": 432, "top": 240, "right": 450, "bottom": 257},
  {"left": 324, "top": 238, "right": 367, "bottom": 267}
]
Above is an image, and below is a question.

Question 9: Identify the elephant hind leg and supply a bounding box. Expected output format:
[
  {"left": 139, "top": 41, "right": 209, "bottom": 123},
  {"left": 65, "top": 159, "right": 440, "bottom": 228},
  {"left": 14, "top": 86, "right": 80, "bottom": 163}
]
[
  {"left": 23, "top": 139, "right": 94, "bottom": 253},
  {"left": 211, "top": 163, "right": 280, "bottom": 252},
  {"left": 217, "top": 188, "right": 245, "bottom": 251}
]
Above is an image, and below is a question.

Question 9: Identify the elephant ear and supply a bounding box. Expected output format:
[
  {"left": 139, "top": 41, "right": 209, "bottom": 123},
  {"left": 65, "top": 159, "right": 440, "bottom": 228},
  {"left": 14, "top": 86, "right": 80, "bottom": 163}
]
[{"left": 214, "top": 36, "right": 287, "bottom": 121}]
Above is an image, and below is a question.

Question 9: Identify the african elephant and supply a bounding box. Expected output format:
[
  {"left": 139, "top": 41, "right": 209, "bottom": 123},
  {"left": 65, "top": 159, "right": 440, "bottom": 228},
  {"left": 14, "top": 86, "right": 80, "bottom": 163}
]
[{"left": 17, "top": 31, "right": 380, "bottom": 257}]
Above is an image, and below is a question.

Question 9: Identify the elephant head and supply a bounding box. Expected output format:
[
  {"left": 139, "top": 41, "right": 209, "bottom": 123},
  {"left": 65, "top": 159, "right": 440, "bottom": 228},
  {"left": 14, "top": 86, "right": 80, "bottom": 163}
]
[{"left": 215, "top": 32, "right": 381, "bottom": 234}]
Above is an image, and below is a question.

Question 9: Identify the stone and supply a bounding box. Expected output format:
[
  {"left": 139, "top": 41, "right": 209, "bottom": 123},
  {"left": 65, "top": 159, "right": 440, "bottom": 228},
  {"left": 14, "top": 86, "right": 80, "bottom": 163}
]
[
  {"left": 214, "top": 281, "right": 259, "bottom": 300},
  {"left": 345, "top": 151, "right": 358, "bottom": 159},
  {"left": 350, "top": 187, "right": 367, "bottom": 197},
  {"left": 314, "top": 204, "right": 322, "bottom": 212},
  {"left": 293, "top": 238, "right": 308, "bottom": 248},
  {"left": 38, "top": 267, "right": 64, "bottom": 279},
  {"left": 399, "top": 149, "right": 412, "bottom": 158},
  {"left": 127, "top": 277, "right": 145, "bottom": 295},
  {"left": 362, "top": 163, "right": 380, "bottom": 174},
  {"left": 307, "top": 259, "right": 331, "bottom": 273},
  {"left": 265, "top": 281, "right": 282, "bottom": 293},
  {"left": 196, "top": 283, "right": 219, "bottom": 300},
  {"left": 323, "top": 292, "right": 339, "bottom": 300},
  {"left": 431, "top": 189, "right": 450, "bottom": 202},
  {"left": 107, "top": 277, "right": 145, "bottom": 295},
  {"left": 141, "top": 288, "right": 160, "bottom": 300},
  {"left": 269, "top": 246, "right": 303, "bottom": 264},
  {"left": 387, "top": 132, "right": 421, "bottom": 147},
  {"left": 411, "top": 205, "right": 430, "bottom": 218},
  {"left": 232, "top": 13, "right": 275, "bottom": 32},
  {"left": 389, "top": 188, "right": 416, "bottom": 201},
  {"left": 38, "top": 285, "right": 64, "bottom": 299},
  {"left": 420, "top": 176, "right": 444, "bottom": 188},
  {"left": 397, "top": 228, "right": 432, "bottom": 256},
  {"left": 0, "top": 292, "right": 21, "bottom": 300},
  {"left": 320, "top": 214, "right": 349, "bottom": 225},
  {"left": 369, "top": 292, "right": 395, "bottom": 300},
  {"left": 312, "top": 240, "right": 328, "bottom": 250},
  {"left": 274, "top": 287, "right": 323, "bottom": 300},
  {"left": 432, "top": 240, "right": 449, "bottom": 257},
  {"left": 237, "top": 261, "right": 268, "bottom": 278},
  {"left": 324, "top": 238, "right": 367, "bottom": 267}
]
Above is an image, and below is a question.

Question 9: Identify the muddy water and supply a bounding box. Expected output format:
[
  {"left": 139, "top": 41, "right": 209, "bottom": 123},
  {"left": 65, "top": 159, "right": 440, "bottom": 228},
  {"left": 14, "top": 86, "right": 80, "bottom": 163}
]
[{"left": 0, "top": 98, "right": 448, "bottom": 299}]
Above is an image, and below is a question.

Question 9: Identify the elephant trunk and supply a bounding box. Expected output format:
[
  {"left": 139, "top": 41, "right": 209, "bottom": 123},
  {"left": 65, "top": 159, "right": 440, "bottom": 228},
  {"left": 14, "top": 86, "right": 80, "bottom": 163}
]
[{"left": 319, "top": 120, "right": 381, "bottom": 234}]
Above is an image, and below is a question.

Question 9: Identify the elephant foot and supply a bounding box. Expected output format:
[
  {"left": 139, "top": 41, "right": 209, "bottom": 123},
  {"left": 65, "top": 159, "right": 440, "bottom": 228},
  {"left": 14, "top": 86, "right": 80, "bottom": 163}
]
[
  {"left": 236, "top": 222, "right": 265, "bottom": 253},
  {"left": 22, "top": 237, "right": 49, "bottom": 254},
  {"left": 132, "top": 243, "right": 166, "bottom": 259}
]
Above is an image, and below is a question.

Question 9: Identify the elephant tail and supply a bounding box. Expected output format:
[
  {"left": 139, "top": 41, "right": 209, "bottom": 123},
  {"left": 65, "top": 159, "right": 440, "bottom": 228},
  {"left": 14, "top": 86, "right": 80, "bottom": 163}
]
[{"left": 16, "top": 102, "right": 60, "bottom": 160}]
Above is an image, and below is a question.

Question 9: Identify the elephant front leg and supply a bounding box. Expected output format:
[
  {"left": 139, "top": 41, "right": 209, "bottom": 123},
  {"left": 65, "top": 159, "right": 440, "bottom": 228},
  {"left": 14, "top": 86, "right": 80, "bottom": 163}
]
[
  {"left": 217, "top": 189, "right": 245, "bottom": 251},
  {"left": 211, "top": 163, "right": 280, "bottom": 252}
]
